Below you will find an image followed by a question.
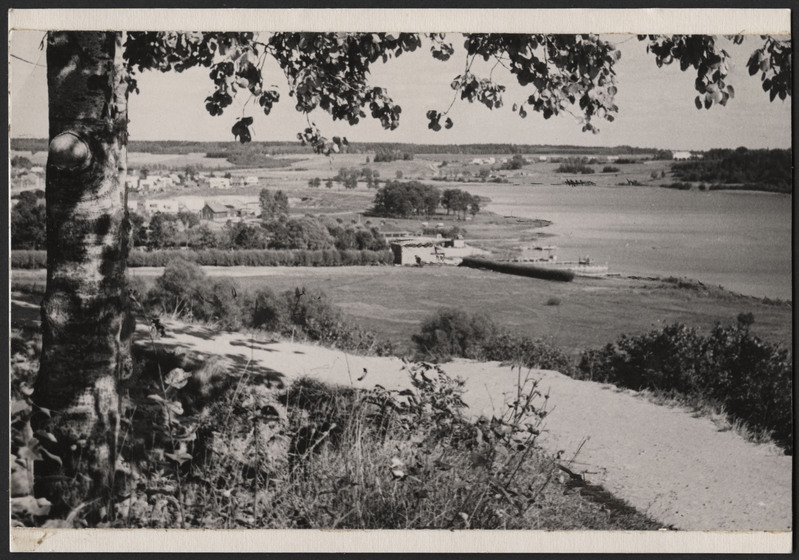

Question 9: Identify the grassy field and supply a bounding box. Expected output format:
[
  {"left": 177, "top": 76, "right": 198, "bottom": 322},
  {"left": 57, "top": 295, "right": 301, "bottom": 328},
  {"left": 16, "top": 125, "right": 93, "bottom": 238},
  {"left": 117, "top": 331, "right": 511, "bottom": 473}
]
[
  {"left": 218, "top": 268, "right": 793, "bottom": 355},
  {"left": 15, "top": 265, "right": 788, "bottom": 357}
]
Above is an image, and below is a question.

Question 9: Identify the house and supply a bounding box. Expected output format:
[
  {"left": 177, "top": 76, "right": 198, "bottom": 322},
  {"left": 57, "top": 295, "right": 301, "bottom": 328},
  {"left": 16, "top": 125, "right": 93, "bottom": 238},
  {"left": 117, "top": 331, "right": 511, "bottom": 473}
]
[
  {"left": 538, "top": 156, "right": 548, "bottom": 162},
  {"left": 606, "top": 156, "right": 619, "bottom": 162},
  {"left": 174, "top": 196, "right": 206, "bottom": 214},
  {"left": 206, "top": 177, "right": 232, "bottom": 190},
  {"left": 672, "top": 151, "right": 693, "bottom": 160},
  {"left": 201, "top": 201, "right": 235, "bottom": 221},
  {"left": 13, "top": 171, "right": 43, "bottom": 190},
  {"left": 244, "top": 176, "right": 259, "bottom": 185},
  {"left": 239, "top": 200, "right": 261, "bottom": 217},
  {"left": 139, "top": 198, "right": 180, "bottom": 215}
]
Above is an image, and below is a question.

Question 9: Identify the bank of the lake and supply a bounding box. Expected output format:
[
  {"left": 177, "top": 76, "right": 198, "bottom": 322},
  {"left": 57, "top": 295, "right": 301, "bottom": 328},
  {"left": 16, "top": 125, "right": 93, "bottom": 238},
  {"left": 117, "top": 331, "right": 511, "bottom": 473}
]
[{"left": 457, "top": 184, "right": 792, "bottom": 301}]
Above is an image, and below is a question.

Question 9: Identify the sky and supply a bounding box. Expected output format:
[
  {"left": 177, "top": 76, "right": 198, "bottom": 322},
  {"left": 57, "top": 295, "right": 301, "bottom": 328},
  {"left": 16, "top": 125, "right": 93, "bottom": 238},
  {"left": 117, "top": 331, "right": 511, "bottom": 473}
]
[{"left": 9, "top": 29, "right": 792, "bottom": 151}]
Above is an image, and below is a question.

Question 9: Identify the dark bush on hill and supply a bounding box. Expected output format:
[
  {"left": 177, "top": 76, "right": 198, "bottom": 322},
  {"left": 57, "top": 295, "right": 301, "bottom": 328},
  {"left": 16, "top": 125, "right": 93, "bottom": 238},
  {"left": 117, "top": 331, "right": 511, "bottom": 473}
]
[
  {"left": 412, "top": 309, "right": 575, "bottom": 374},
  {"left": 412, "top": 308, "right": 498, "bottom": 361},
  {"left": 577, "top": 322, "right": 793, "bottom": 453}
]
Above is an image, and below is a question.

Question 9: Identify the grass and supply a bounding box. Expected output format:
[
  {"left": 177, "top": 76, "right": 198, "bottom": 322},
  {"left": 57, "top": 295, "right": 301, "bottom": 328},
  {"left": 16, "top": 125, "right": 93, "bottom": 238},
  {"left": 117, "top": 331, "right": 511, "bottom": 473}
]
[
  {"left": 11, "top": 326, "right": 663, "bottom": 530},
  {"left": 12, "top": 265, "right": 791, "bottom": 357}
]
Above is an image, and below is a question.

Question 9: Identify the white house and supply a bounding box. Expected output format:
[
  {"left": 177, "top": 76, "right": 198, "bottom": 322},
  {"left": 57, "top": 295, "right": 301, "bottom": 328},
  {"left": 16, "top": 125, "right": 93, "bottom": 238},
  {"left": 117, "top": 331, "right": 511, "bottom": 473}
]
[
  {"left": 139, "top": 198, "right": 181, "bottom": 215},
  {"left": 206, "top": 177, "right": 232, "bottom": 190},
  {"left": 672, "top": 151, "right": 693, "bottom": 160}
]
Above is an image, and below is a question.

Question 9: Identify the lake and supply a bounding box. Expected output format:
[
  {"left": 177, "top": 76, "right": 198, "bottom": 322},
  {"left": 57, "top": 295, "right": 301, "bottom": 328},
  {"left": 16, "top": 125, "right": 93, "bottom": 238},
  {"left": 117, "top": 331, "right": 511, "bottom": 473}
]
[{"left": 464, "top": 184, "right": 792, "bottom": 300}]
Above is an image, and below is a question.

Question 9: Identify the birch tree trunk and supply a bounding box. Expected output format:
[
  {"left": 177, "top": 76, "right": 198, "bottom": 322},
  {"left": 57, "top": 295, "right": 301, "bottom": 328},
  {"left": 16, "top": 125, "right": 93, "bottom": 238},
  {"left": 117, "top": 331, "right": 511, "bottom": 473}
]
[{"left": 34, "top": 31, "right": 133, "bottom": 520}]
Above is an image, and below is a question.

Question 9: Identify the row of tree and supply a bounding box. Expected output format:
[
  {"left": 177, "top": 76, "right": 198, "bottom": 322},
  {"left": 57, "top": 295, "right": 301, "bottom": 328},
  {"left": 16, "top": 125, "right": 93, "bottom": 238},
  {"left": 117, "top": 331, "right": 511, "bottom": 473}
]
[
  {"left": 371, "top": 181, "right": 480, "bottom": 219},
  {"left": 670, "top": 148, "right": 791, "bottom": 193}
]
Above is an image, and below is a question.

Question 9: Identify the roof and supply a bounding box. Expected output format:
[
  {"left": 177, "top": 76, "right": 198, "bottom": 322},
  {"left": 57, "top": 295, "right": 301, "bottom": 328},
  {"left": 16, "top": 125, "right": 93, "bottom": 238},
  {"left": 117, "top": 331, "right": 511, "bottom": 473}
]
[{"left": 204, "top": 201, "right": 230, "bottom": 213}]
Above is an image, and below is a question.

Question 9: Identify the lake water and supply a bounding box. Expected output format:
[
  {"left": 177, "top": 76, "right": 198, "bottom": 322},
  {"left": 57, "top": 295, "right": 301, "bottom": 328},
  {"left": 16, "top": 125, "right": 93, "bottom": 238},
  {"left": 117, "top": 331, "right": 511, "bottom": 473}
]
[{"left": 464, "top": 184, "right": 793, "bottom": 300}]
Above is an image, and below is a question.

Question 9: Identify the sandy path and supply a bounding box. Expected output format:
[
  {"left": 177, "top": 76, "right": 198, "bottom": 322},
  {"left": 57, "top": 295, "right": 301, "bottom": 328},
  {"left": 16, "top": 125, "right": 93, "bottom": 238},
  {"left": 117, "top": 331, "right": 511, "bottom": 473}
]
[{"left": 141, "top": 321, "right": 791, "bottom": 531}]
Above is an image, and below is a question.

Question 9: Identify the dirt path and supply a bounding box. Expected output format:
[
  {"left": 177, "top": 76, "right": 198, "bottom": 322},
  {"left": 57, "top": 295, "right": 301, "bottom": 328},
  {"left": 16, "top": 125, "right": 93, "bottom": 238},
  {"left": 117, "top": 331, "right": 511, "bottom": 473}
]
[{"left": 144, "top": 320, "right": 791, "bottom": 532}]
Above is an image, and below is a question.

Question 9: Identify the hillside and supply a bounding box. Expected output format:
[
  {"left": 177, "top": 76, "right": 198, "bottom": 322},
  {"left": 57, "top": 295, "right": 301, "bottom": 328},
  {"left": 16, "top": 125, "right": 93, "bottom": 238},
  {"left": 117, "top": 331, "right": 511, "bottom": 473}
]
[{"left": 145, "top": 318, "right": 792, "bottom": 531}]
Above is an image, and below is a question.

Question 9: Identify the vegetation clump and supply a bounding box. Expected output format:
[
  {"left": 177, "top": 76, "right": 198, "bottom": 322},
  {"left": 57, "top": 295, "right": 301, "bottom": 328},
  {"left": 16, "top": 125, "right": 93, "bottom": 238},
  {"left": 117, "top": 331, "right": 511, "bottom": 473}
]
[
  {"left": 412, "top": 308, "right": 576, "bottom": 375},
  {"left": 555, "top": 157, "right": 595, "bottom": 174},
  {"left": 577, "top": 321, "right": 793, "bottom": 452}
]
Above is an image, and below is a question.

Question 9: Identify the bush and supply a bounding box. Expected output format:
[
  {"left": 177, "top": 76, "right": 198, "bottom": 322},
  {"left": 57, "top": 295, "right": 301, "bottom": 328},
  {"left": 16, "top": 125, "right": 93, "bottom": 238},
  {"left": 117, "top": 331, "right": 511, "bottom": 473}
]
[
  {"left": 602, "top": 166, "right": 620, "bottom": 173},
  {"left": 478, "top": 332, "right": 576, "bottom": 375},
  {"left": 555, "top": 158, "right": 595, "bottom": 174},
  {"left": 147, "top": 258, "right": 243, "bottom": 330},
  {"left": 577, "top": 323, "right": 793, "bottom": 452},
  {"left": 412, "top": 308, "right": 499, "bottom": 361}
]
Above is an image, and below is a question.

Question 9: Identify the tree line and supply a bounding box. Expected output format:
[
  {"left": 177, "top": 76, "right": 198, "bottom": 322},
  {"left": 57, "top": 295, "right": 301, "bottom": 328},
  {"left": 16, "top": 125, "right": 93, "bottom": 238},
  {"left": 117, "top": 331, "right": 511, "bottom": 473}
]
[
  {"left": 371, "top": 181, "right": 480, "bottom": 219},
  {"left": 670, "top": 148, "right": 791, "bottom": 193}
]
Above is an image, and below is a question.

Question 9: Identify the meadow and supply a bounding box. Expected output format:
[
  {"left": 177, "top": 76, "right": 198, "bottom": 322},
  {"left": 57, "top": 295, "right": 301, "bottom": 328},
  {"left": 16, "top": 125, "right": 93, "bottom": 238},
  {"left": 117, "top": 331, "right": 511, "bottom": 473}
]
[{"left": 12, "top": 265, "right": 786, "bottom": 357}]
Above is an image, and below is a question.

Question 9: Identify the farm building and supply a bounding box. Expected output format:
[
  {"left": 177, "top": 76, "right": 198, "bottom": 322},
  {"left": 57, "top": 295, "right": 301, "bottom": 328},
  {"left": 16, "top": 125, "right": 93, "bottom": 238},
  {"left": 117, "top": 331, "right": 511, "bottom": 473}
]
[
  {"left": 390, "top": 239, "right": 443, "bottom": 265},
  {"left": 672, "top": 151, "right": 693, "bottom": 160},
  {"left": 201, "top": 201, "right": 236, "bottom": 221}
]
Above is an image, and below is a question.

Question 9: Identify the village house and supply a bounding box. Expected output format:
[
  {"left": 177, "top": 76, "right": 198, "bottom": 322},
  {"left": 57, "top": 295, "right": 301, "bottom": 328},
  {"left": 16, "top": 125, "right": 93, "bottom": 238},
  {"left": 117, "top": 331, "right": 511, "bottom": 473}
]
[
  {"left": 205, "top": 177, "right": 232, "bottom": 190},
  {"left": 12, "top": 170, "right": 44, "bottom": 190},
  {"left": 671, "top": 151, "right": 693, "bottom": 160},
  {"left": 138, "top": 198, "right": 181, "bottom": 215},
  {"left": 201, "top": 201, "right": 236, "bottom": 221}
]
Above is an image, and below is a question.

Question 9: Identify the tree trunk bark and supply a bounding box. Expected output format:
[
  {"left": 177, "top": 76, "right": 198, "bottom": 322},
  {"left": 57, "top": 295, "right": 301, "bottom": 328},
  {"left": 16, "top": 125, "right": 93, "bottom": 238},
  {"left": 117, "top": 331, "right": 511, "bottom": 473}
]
[{"left": 34, "top": 31, "right": 133, "bottom": 521}]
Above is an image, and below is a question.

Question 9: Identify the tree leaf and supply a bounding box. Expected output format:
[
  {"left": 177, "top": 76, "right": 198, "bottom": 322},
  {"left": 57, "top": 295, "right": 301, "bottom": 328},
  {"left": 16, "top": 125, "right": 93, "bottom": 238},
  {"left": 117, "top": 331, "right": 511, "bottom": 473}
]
[
  {"left": 164, "top": 368, "right": 191, "bottom": 390},
  {"left": 165, "top": 451, "right": 193, "bottom": 465}
]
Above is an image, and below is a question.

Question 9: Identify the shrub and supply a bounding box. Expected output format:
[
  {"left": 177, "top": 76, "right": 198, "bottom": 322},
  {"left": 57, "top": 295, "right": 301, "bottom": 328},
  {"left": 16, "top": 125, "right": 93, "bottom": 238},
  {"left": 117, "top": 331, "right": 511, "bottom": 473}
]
[
  {"left": 602, "top": 166, "right": 620, "bottom": 173},
  {"left": 478, "top": 332, "right": 576, "bottom": 375},
  {"left": 555, "top": 158, "right": 595, "bottom": 174},
  {"left": 545, "top": 296, "right": 561, "bottom": 306},
  {"left": 412, "top": 308, "right": 498, "bottom": 361},
  {"left": 577, "top": 323, "right": 793, "bottom": 452},
  {"left": 147, "top": 258, "right": 243, "bottom": 330},
  {"left": 250, "top": 287, "right": 288, "bottom": 331}
]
